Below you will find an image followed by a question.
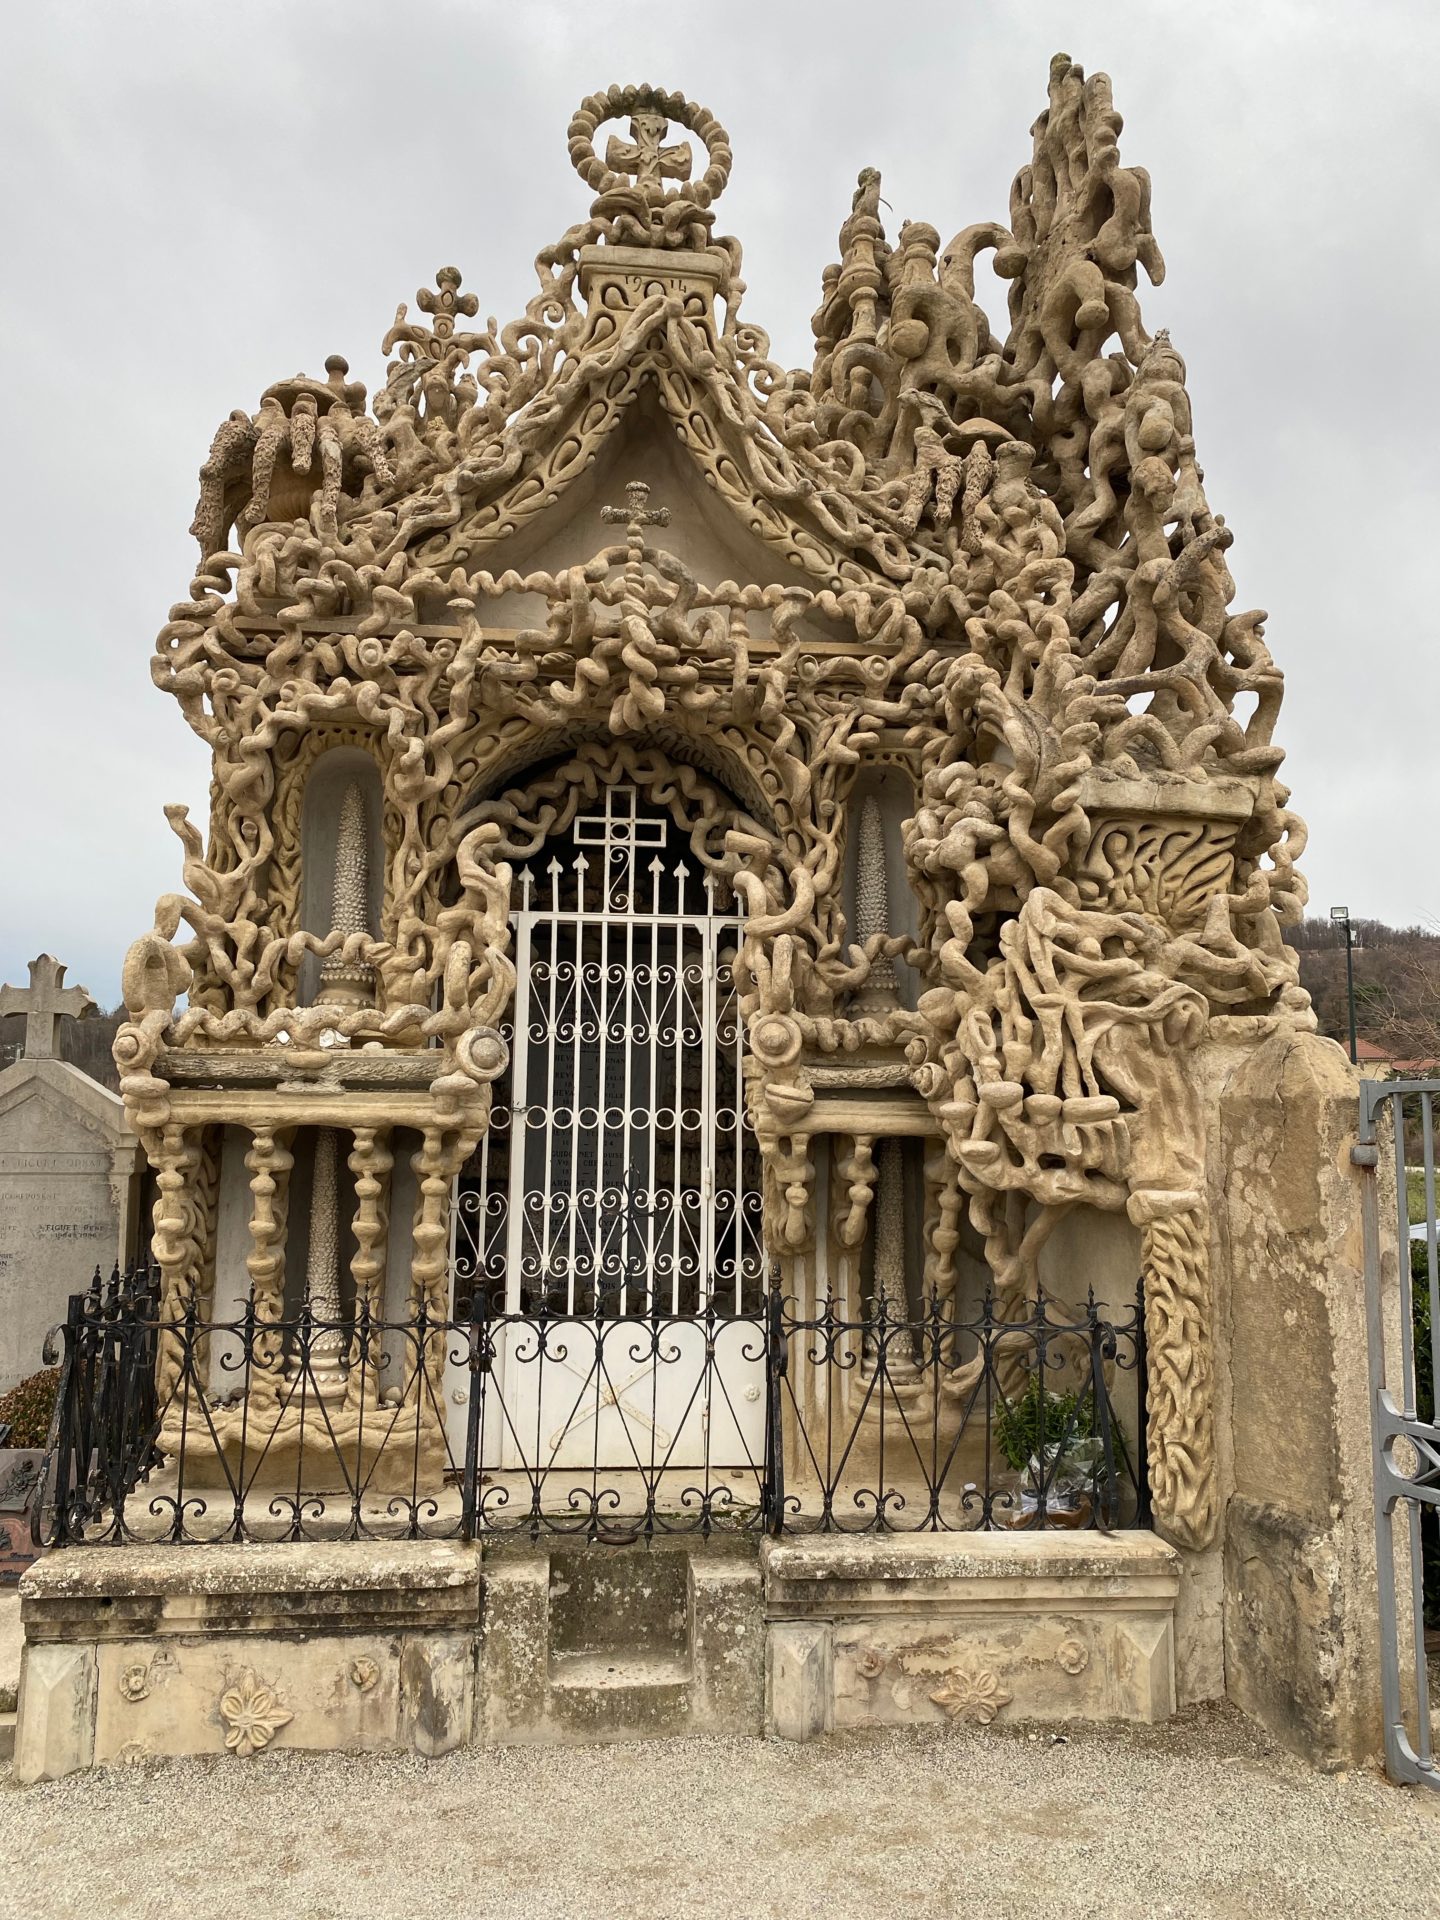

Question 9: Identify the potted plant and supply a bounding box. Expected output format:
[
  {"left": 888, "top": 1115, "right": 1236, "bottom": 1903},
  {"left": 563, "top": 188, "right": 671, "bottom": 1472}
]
[
  {"left": 993, "top": 1377, "right": 1105, "bottom": 1528},
  {"left": 0, "top": 1366, "right": 58, "bottom": 1577}
]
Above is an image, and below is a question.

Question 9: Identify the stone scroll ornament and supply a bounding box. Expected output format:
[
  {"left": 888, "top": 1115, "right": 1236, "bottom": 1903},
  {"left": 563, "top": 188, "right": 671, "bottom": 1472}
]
[{"left": 119, "top": 60, "right": 1315, "bottom": 1553}]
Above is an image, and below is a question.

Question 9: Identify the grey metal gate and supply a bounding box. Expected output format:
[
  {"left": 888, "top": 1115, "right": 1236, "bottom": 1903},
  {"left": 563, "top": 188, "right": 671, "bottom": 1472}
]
[{"left": 1359, "top": 1076, "right": 1439, "bottom": 1788}]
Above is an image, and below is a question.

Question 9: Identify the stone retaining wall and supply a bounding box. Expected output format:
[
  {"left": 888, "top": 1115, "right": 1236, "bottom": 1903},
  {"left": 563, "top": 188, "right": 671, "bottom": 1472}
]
[{"left": 14, "top": 1532, "right": 1187, "bottom": 1780}]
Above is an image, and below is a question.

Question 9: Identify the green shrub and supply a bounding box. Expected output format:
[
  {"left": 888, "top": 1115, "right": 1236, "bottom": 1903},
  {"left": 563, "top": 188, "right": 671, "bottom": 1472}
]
[
  {"left": 993, "top": 1376, "right": 1095, "bottom": 1474},
  {"left": 0, "top": 1367, "right": 59, "bottom": 1450}
]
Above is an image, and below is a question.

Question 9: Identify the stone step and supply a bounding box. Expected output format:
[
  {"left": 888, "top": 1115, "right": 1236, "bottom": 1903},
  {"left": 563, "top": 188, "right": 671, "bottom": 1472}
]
[
  {"left": 546, "top": 1545, "right": 689, "bottom": 1659},
  {"left": 480, "top": 1544, "right": 764, "bottom": 1745},
  {"left": 545, "top": 1649, "right": 693, "bottom": 1739},
  {"left": 549, "top": 1649, "right": 692, "bottom": 1690}
]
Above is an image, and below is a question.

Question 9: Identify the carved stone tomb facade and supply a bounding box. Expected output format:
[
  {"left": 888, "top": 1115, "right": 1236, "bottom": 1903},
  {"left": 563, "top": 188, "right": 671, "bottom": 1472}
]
[{"left": 87, "top": 62, "right": 1385, "bottom": 1761}]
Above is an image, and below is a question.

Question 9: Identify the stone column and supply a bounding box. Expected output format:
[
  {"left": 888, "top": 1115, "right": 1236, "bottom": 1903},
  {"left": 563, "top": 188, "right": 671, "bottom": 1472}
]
[
  {"left": 408, "top": 1126, "right": 467, "bottom": 1405},
  {"left": 830, "top": 1134, "right": 876, "bottom": 1318},
  {"left": 149, "top": 1123, "right": 204, "bottom": 1403},
  {"left": 346, "top": 1125, "right": 393, "bottom": 1406},
  {"left": 150, "top": 1123, "right": 203, "bottom": 1315},
  {"left": 921, "top": 1137, "right": 961, "bottom": 1313},
  {"left": 300, "top": 1127, "right": 348, "bottom": 1403},
  {"left": 243, "top": 1126, "right": 293, "bottom": 1399}
]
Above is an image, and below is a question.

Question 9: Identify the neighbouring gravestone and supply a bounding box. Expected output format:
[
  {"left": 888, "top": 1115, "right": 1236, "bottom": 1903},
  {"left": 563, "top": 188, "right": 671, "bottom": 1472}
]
[{"left": 0, "top": 956, "right": 144, "bottom": 1396}]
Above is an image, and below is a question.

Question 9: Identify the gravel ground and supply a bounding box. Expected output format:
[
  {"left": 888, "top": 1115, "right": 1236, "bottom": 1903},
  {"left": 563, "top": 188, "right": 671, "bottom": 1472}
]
[{"left": 3, "top": 1704, "right": 1437, "bottom": 1919}]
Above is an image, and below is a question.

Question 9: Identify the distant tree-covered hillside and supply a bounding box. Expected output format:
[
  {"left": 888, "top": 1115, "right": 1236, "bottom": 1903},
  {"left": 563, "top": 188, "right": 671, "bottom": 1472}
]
[{"left": 1286, "top": 918, "right": 1440, "bottom": 1063}]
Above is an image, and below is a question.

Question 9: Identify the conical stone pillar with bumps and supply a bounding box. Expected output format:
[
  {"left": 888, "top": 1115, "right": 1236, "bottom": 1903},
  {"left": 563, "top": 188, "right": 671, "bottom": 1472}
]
[{"left": 319, "top": 782, "right": 375, "bottom": 1011}]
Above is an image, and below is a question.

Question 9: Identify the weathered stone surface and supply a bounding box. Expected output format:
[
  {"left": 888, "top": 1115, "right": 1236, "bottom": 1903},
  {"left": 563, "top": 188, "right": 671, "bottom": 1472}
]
[
  {"left": 0, "top": 1048, "right": 142, "bottom": 1392},
  {"left": 690, "top": 1553, "right": 764, "bottom": 1734},
  {"left": 400, "top": 1633, "right": 476, "bottom": 1759},
  {"left": 92, "top": 1633, "right": 403, "bottom": 1764},
  {"left": 478, "top": 1552, "right": 550, "bottom": 1746},
  {"left": 762, "top": 1532, "right": 1178, "bottom": 1737},
  {"left": 12, "top": 1641, "right": 96, "bottom": 1783},
  {"left": 766, "top": 1621, "right": 831, "bottom": 1742},
  {"left": 14, "top": 1541, "right": 481, "bottom": 1776},
  {"left": 1217, "top": 1031, "right": 1390, "bottom": 1768}
]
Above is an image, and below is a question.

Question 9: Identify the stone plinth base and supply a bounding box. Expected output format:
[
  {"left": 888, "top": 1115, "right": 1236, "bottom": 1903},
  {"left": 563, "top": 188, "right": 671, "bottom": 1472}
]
[
  {"left": 13, "top": 1540, "right": 480, "bottom": 1782},
  {"left": 162, "top": 1401, "right": 447, "bottom": 1493},
  {"left": 12, "top": 1531, "right": 1184, "bottom": 1775},
  {"left": 762, "top": 1531, "right": 1179, "bottom": 1740}
]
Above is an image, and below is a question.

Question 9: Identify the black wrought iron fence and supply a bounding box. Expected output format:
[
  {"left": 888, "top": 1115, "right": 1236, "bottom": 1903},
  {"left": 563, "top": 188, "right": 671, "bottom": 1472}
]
[
  {"left": 767, "top": 1285, "right": 1149, "bottom": 1534},
  {"left": 31, "top": 1264, "right": 1147, "bottom": 1548}
]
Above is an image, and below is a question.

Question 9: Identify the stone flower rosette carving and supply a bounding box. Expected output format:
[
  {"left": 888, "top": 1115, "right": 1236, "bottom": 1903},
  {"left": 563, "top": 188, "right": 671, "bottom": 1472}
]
[
  {"left": 928, "top": 1663, "right": 1013, "bottom": 1726},
  {"left": 118, "top": 1663, "right": 151, "bottom": 1704},
  {"left": 1055, "top": 1637, "right": 1090, "bottom": 1677},
  {"left": 218, "top": 1669, "right": 294, "bottom": 1758}
]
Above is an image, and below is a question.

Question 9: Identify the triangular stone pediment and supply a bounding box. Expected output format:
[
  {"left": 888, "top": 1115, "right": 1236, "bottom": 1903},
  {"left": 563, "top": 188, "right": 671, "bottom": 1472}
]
[
  {"left": 468, "top": 393, "right": 861, "bottom": 648},
  {"left": 0, "top": 1059, "right": 135, "bottom": 1153},
  {"left": 374, "top": 268, "right": 936, "bottom": 600}
]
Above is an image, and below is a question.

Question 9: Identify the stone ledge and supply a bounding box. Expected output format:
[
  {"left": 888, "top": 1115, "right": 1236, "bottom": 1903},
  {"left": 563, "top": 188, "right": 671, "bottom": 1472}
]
[
  {"left": 1074, "top": 768, "right": 1259, "bottom": 822},
  {"left": 21, "top": 1541, "right": 482, "bottom": 1642},
  {"left": 14, "top": 1542, "right": 483, "bottom": 1780},
  {"left": 762, "top": 1529, "right": 1179, "bottom": 1616}
]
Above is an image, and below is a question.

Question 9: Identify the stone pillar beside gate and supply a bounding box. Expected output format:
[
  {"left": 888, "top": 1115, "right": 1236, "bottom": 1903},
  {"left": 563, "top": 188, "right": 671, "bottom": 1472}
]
[{"left": 1208, "top": 1028, "right": 1395, "bottom": 1767}]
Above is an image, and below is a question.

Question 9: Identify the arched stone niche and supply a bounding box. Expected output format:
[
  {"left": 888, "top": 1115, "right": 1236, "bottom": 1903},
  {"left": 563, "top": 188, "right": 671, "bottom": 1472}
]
[
  {"left": 298, "top": 748, "right": 384, "bottom": 1007},
  {"left": 842, "top": 767, "right": 920, "bottom": 1012},
  {"left": 1034, "top": 1203, "right": 1146, "bottom": 1459},
  {"left": 448, "top": 723, "right": 780, "bottom": 860}
]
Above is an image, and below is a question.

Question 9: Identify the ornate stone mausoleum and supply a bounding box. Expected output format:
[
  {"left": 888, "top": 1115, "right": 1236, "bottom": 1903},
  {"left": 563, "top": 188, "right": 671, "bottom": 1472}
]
[{"left": 15, "top": 59, "right": 1390, "bottom": 1777}]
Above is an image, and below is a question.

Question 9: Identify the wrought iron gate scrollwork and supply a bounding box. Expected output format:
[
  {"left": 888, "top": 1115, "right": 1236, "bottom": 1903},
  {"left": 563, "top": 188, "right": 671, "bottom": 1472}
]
[
  {"left": 1360, "top": 1075, "right": 1440, "bottom": 1790},
  {"left": 448, "top": 780, "right": 766, "bottom": 1475}
]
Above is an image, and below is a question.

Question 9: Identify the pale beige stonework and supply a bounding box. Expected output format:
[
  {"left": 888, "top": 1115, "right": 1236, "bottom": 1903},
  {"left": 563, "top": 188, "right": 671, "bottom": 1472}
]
[
  {"left": 763, "top": 1533, "right": 1178, "bottom": 1738},
  {"left": 12, "top": 1541, "right": 480, "bottom": 1781},
  {"left": 9, "top": 58, "right": 1391, "bottom": 1773}
]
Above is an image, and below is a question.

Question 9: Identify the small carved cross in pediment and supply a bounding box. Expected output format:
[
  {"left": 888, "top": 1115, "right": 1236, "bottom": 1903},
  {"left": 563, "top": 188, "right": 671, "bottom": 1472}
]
[
  {"left": 601, "top": 480, "right": 671, "bottom": 542},
  {"left": 605, "top": 112, "right": 692, "bottom": 194}
]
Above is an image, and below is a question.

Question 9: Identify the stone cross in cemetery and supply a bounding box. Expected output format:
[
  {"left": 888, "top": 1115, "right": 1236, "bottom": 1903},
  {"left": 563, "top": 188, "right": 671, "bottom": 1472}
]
[
  {"left": 0, "top": 955, "right": 96, "bottom": 1063},
  {"left": 0, "top": 955, "right": 142, "bottom": 1392}
]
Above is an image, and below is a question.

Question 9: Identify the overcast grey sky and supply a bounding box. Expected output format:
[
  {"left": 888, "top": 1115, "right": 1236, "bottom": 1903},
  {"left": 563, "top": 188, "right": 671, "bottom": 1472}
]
[{"left": 3, "top": 0, "right": 1437, "bottom": 1005}]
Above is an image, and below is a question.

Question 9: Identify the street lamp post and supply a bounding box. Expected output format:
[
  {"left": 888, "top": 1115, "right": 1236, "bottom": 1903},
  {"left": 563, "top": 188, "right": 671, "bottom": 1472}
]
[{"left": 1330, "top": 905, "right": 1358, "bottom": 1065}]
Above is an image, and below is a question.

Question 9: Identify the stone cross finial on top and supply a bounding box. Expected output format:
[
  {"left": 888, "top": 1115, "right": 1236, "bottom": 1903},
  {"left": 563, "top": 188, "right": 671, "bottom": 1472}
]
[
  {"left": 0, "top": 954, "right": 96, "bottom": 1062},
  {"left": 605, "top": 111, "right": 692, "bottom": 195}
]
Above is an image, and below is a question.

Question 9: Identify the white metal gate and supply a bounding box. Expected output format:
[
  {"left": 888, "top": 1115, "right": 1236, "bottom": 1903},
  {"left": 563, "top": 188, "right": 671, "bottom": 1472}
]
[
  {"left": 447, "top": 781, "right": 766, "bottom": 1474},
  {"left": 1360, "top": 1076, "right": 1440, "bottom": 1788}
]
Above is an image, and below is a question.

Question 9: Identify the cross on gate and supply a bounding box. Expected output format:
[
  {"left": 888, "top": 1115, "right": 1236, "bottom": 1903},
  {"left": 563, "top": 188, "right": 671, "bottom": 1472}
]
[
  {"left": 0, "top": 954, "right": 96, "bottom": 1062},
  {"left": 604, "top": 111, "right": 692, "bottom": 195}
]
